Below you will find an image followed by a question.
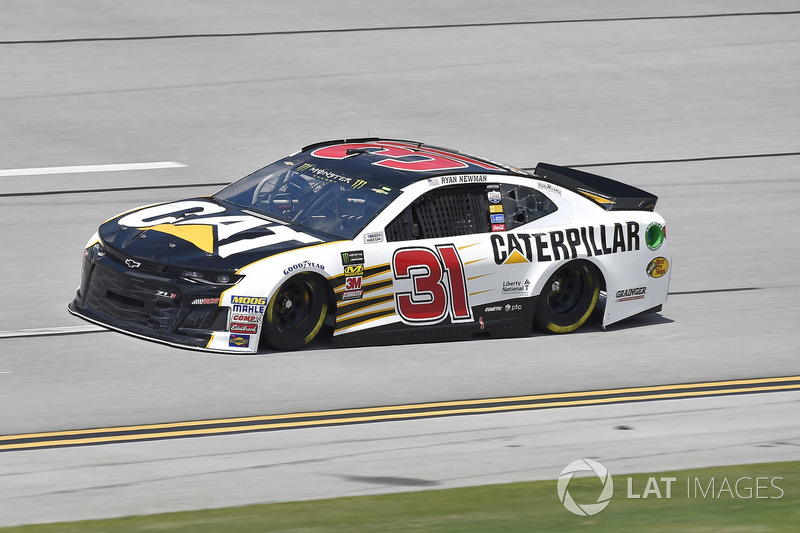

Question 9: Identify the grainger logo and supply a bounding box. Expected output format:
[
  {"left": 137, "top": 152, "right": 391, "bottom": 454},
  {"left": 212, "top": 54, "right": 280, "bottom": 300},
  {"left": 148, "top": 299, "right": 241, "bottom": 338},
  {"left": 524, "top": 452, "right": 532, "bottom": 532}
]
[{"left": 557, "top": 459, "right": 614, "bottom": 516}]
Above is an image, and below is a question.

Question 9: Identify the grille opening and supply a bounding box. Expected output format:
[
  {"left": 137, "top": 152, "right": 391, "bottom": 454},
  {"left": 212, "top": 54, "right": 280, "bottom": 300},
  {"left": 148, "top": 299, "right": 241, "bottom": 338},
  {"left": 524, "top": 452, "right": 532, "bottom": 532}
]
[
  {"left": 181, "top": 306, "right": 227, "bottom": 331},
  {"left": 106, "top": 290, "right": 145, "bottom": 308}
]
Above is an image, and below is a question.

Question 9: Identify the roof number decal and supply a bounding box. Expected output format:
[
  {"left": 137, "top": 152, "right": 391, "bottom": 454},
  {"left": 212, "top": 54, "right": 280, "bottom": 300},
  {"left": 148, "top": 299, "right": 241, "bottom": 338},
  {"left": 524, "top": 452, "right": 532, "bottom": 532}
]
[{"left": 311, "top": 141, "right": 503, "bottom": 172}]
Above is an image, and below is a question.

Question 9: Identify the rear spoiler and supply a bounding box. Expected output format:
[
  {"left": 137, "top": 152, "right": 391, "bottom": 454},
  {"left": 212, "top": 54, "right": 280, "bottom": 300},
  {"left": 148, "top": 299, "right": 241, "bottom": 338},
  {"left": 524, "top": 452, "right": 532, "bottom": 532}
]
[{"left": 534, "top": 163, "right": 658, "bottom": 211}]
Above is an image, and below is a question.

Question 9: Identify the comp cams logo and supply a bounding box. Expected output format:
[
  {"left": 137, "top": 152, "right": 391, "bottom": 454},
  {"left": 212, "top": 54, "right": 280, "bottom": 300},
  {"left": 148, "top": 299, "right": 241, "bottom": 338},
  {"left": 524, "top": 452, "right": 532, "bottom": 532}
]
[{"left": 557, "top": 459, "right": 614, "bottom": 516}]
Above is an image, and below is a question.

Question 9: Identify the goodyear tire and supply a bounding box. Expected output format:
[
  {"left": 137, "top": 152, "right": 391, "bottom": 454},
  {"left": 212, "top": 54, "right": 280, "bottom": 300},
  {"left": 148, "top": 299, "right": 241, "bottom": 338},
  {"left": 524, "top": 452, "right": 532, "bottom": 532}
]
[
  {"left": 262, "top": 274, "right": 328, "bottom": 351},
  {"left": 534, "top": 262, "right": 600, "bottom": 334}
]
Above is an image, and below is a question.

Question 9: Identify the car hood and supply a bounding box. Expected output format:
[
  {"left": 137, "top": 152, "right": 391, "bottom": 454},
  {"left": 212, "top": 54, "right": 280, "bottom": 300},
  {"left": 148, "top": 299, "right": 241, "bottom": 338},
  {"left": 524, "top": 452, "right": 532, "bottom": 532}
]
[{"left": 98, "top": 197, "right": 331, "bottom": 271}]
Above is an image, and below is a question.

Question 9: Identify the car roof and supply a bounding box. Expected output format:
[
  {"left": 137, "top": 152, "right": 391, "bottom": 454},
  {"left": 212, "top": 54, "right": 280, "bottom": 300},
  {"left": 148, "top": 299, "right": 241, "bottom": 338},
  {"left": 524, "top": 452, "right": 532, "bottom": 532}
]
[{"left": 300, "top": 138, "right": 529, "bottom": 190}]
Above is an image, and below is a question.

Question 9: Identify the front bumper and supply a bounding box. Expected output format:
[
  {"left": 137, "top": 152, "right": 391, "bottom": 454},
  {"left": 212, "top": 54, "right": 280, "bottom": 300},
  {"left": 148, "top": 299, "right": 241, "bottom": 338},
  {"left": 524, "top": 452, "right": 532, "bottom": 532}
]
[{"left": 69, "top": 245, "right": 240, "bottom": 352}]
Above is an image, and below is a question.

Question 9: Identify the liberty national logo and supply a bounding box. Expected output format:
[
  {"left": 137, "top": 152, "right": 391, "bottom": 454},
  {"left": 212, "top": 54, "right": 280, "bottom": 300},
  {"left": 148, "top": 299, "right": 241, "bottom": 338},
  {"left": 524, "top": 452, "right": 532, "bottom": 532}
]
[{"left": 557, "top": 459, "right": 614, "bottom": 516}]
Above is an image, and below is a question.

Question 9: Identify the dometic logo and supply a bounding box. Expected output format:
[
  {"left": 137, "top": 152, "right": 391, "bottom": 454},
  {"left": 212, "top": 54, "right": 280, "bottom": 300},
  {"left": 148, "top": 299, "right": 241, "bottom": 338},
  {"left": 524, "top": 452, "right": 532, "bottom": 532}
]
[{"left": 557, "top": 459, "right": 614, "bottom": 516}]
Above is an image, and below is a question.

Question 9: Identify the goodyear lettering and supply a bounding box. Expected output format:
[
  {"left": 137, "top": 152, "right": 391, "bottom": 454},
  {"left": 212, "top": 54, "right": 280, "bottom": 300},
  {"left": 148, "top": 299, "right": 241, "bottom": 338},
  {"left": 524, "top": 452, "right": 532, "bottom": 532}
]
[
  {"left": 283, "top": 261, "right": 325, "bottom": 275},
  {"left": 491, "top": 222, "right": 641, "bottom": 265}
]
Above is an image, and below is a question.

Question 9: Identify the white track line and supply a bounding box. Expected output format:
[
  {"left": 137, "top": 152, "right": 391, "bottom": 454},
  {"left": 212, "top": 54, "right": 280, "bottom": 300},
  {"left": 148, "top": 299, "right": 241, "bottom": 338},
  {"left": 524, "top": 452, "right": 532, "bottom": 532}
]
[
  {"left": 0, "top": 325, "right": 107, "bottom": 338},
  {"left": 0, "top": 162, "right": 185, "bottom": 177}
]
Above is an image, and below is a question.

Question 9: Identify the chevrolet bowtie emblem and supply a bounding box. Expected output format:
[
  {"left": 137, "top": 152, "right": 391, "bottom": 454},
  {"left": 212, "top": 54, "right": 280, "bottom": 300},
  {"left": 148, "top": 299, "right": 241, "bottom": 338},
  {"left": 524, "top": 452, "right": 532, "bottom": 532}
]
[{"left": 125, "top": 258, "right": 141, "bottom": 268}]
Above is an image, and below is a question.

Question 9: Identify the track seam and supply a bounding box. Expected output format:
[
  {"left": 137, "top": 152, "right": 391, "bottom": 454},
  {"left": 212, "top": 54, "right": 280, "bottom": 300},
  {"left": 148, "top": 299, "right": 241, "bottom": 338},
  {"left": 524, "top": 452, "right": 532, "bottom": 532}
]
[{"left": 3, "top": 11, "right": 799, "bottom": 45}]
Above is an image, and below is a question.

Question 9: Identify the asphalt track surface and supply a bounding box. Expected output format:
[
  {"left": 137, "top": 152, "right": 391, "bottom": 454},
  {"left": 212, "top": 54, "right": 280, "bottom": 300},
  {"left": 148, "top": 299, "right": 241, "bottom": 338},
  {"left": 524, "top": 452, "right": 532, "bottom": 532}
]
[{"left": 1, "top": 1, "right": 799, "bottom": 526}]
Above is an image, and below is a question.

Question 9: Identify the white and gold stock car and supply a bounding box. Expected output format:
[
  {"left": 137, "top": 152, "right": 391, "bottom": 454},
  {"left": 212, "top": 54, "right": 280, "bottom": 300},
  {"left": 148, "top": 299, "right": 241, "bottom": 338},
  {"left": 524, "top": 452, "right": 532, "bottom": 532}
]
[{"left": 69, "top": 139, "right": 670, "bottom": 353}]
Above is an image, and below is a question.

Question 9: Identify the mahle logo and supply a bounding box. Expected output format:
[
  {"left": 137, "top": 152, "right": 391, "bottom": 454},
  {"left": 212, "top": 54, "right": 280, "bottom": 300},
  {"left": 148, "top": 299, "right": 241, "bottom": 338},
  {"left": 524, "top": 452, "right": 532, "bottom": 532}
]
[{"left": 557, "top": 459, "right": 614, "bottom": 516}]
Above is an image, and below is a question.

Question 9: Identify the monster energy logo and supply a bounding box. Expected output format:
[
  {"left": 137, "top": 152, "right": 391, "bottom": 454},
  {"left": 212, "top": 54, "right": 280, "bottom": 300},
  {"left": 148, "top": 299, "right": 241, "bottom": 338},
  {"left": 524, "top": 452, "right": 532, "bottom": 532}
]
[
  {"left": 352, "top": 179, "right": 367, "bottom": 189},
  {"left": 296, "top": 163, "right": 313, "bottom": 172},
  {"left": 341, "top": 250, "right": 364, "bottom": 265}
]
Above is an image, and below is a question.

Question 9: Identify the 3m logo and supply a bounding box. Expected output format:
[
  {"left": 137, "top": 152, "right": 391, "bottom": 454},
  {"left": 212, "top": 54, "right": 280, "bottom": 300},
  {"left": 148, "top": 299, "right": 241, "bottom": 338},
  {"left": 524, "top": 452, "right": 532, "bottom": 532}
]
[{"left": 345, "top": 276, "right": 362, "bottom": 290}]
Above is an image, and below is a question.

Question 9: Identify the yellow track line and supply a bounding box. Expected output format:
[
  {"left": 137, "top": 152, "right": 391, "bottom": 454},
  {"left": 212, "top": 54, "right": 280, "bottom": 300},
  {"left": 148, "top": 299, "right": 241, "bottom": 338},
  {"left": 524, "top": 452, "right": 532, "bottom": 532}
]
[{"left": 2, "top": 376, "right": 798, "bottom": 451}]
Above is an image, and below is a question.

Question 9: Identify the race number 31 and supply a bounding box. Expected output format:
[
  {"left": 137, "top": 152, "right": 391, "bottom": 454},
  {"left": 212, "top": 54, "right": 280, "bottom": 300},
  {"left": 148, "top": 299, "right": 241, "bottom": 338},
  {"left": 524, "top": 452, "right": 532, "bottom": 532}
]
[{"left": 392, "top": 245, "right": 472, "bottom": 325}]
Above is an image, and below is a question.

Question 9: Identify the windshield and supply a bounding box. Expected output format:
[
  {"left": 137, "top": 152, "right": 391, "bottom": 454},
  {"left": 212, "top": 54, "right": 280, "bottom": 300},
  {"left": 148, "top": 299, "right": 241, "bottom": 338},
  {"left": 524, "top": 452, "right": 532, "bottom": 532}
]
[{"left": 213, "top": 156, "right": 401, "bottom": 239}]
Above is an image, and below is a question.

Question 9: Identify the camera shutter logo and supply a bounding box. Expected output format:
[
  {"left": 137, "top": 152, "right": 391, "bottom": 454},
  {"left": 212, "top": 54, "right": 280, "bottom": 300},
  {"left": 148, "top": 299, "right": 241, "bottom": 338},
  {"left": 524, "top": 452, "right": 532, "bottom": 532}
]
[{"left": 557, "top": 459, "right": 614, "bottom": 516}]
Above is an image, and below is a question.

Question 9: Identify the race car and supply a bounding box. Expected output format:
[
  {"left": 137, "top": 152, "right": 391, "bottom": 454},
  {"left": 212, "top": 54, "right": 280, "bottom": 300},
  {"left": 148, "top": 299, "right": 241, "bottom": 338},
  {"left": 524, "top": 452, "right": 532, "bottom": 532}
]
[{"left": 68, "top": 138, "right": 670, "bottom": 353}]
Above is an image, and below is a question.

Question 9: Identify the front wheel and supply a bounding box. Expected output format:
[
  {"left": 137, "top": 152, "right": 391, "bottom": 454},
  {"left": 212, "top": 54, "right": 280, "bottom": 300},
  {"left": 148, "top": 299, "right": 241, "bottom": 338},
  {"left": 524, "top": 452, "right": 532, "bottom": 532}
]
[
  {"left": 262, "top": 274, "right": 328, "bottom": 351},
  {"left": 534, "top": 262, "right": 600, "bottom": 334}
]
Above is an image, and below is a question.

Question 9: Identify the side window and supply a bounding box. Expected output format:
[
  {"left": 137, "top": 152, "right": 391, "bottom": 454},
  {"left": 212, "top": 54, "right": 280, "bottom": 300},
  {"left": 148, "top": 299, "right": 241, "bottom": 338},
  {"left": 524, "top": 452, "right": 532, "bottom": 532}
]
[
  {"left": 386, "top": 185, "right": 489, "bottom": 241},
  {"left": 385, "top": 183, "right": 558, "bottom": 241},
  {"left": 497, "top": 184, "right": 558, "bottom": 229}
]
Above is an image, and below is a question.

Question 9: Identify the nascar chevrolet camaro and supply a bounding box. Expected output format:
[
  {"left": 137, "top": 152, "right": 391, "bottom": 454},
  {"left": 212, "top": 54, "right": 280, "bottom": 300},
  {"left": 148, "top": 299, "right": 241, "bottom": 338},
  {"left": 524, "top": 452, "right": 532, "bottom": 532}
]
[{"left": 69, "top": 139, "right": 670, "bottom": 353}]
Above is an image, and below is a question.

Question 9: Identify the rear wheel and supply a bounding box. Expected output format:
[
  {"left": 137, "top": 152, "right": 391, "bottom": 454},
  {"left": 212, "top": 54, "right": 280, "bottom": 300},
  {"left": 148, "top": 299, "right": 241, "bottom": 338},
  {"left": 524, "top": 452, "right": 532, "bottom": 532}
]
[
  {"left": 534, "top": 262, "right": 600, "bottom": 334},
  {"left": 262, "top": 274, "right": 328, "bottom": 350}
]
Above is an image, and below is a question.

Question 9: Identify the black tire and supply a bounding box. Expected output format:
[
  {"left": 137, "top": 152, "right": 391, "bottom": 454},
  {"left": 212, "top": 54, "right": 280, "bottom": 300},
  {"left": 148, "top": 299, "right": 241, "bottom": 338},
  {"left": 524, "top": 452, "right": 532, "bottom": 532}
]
[
  {"left": 534, "top": 262, "right": 600, "bottom": 334},
  {"left": 262, "top": 274, "right": 329, "bottom": 351}
]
